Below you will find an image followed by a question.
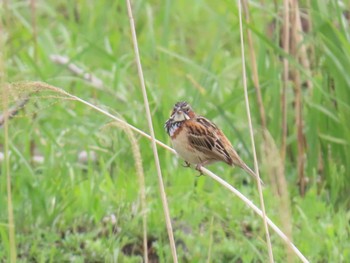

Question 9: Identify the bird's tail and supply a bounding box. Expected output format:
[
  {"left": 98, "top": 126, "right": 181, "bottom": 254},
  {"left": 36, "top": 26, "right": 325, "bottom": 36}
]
[
  {"left": 228, "top": 148, "right": 264, "bottom": 185},
  {"left": 239, "top": 162, "right": 264, "bottom": 186}
]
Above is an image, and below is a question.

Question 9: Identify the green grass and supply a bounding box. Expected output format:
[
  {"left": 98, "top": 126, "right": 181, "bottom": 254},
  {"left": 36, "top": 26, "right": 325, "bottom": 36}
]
[{"left": 1, "top": 0, "right": 350, "bottom": 262}]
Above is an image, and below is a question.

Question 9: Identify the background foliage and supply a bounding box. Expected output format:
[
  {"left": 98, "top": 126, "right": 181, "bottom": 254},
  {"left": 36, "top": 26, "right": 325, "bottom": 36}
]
[{"left": 1, "top": 0, "right": 349, "bottom": 262}]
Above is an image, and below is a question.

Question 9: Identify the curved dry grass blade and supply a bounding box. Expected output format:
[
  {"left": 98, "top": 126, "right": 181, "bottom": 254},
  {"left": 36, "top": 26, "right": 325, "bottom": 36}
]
[
  {"left": 125, "top": 1, "right": 178, "bottom": 262},
  {"left": 201, "top": 166, "right": 309, "bottom": 263},
  {"left": 238, "top": 0, "right": 274, "bottom": 262}
]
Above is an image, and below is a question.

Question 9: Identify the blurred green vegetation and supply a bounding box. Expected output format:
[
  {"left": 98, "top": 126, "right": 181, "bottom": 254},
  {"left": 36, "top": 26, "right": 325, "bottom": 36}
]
[{"left": 1, "top": 0, "right": 349, "bottom": 262}]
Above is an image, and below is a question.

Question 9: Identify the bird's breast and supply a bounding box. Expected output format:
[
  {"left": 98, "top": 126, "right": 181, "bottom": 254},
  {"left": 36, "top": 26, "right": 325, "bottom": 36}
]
[{"left": 171, "top": 127, "right": 204, "bottom": 164}]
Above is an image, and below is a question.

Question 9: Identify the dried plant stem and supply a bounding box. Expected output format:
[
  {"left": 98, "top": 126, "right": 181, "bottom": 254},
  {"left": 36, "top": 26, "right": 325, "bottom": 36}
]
[
  {"left": 40, "top": 82, "right": 175, "bottom": 153},
  {"left": 279, "top": 1, "right": 294, "bottom": 262},
  {"left": 113, "top": 122, "right": 148, "bottom": 263},
  {"left": 238, "top": 1, "right": 274, "bottom": 262},
  {"left": 1, "top": 10, "right": 17, "bottom": 261},
  {"left": 2, "top": 87, "right": 17, "bottom": 263},
  {"left": 281, "top": 0, "right": 290, "bottom": 164},
  {"left": 305, "top": 0, "right": 314, "bottom": 77},
  {"left": 290, "top": 0, "right": 306, "bottom": 196},
  {"left": 241, "top": 0, "right": 267, "bottom": 136},
  {"left": 202, "top": 166, "right": 308, "bottom": 263},
  {"left": 125, "top": 1, "right": 178, "bottom": 262},
  {"left": 12, "top": 80, "right": 309, "bottom": 262},
  {"left": 2, "top": 86, "right": 17, "bottom": 263},
  {"left": 265, "top": 132, "right": 294, "bottom": 262},
  {"left": 292, "top": 0, "right": 312, "bottom": 90},
  {"left": 50, "top": 55, "right": 104, "bottom": 90},
  {"left": 50, "top": 54, "right": 126, "bottom": 102}
]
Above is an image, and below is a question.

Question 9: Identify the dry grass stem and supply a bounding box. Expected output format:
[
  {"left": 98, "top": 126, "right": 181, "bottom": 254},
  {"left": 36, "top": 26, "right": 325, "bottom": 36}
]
[
  {"left": 108, "top": 122, "right": 148, "bottom": 263},
  {"left": 238, "top": 0, "right": 274, "bottom": 262},
  {"left": 241, "top": 0, "right": 267, "bottom": 135},
  {"left": 279, "top": 2, "right": 294, "bottom": 261},
  {"left": 290, "top": 0, "right": 306, "bottom": 196},
  {"left": 50, "top": 54, "right": 126, "bottom": 103},
  {"left": 263, "top": 132, "right": 294, "bottom": 262},
  {"left": 50, "top": 55, "right": 104, "bottom": 90},
  {"left": 292, "top": 1, "right": 312, "bottom": 90},
  {"left": 125, "top": 0, "right": 178, "bottom": 262},
  {"left": 202, "top": 166, "right": 309, "bottom": 263},
  {"left": 2, "top": 84, "right": 17, "bottom": 263},
  {"left": 1, "top": 12, "right": 17, "bottom": 261},
  {"left": 281, "top": 0, "right": 290, "bottom": 164}
]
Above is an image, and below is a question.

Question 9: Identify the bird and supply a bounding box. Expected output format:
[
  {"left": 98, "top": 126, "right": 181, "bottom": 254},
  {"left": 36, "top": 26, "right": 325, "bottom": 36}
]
[{"left": 164, "top": 101, "right": 263, "bottom": 184}]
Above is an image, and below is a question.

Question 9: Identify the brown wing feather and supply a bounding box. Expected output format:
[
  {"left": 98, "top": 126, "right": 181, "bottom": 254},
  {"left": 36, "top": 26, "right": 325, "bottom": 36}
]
[
  {"left": 186, "top": 116, "right": 264, "bottom": 184},
  {"left": 186, "top": 117, "right": 233, "bottom": 164}
]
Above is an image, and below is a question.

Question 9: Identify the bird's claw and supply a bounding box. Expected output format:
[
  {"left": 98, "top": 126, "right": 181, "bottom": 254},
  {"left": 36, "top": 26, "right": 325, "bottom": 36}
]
[{"left": 195, "top": 164, "right": 204, "bottom": 177}]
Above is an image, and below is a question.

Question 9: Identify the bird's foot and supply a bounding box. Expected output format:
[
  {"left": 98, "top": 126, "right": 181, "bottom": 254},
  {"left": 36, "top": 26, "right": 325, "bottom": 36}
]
[
  {"left": 182, "top": 161, "right": 191, "bottom": 168},
  {"left": 195, "top": 164, "right": 204, "bottom": 177}
]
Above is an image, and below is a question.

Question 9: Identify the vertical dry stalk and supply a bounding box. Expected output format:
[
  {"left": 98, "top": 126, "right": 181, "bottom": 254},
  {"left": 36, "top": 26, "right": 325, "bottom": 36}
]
[
  {"left": 281, "top": 0, "right": 290, "bottom": 164},
  {"left": 294, "top": 3, "right": 312, "bottom": 90},
  {"left": 241, "top": 0, "right": 267, "bottom": 140},
  {"left": 115, "top": 122, "right": 148, "bottom": 263},
  {"left": 264, "top": 132, "right": 294, "bottom": 262},
  {"left": 279, "top": 1, "right": 295, "bottom": 262},
  {"left": 290, "top": 0, "right": 306, "bottom": 196},
  {"left": 0, "top": 7, "right": 17, "bottom": 261},
  {"left": 125, "top": 1, "right": 178, "bottom": 262},
  {"left": 2, "top": 88, "right": 17, "bottom": 263},
  {"left": 238, "top": 1, "right": 274, "bottom": 262},
  {"left": 305, "top": 0, "right": 314, "bottom": 80}
]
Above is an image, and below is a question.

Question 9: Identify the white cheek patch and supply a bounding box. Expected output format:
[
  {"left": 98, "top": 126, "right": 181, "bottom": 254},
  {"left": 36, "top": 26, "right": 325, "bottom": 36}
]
[
  {"left": 173, "top": 114, "right": 183, "bottom": 122},
  {"left": 173, "top": 112, "right": 190, "bottom": 122},
  {"left": 169, "top": 122, "right": 181, "bottom": 137}
]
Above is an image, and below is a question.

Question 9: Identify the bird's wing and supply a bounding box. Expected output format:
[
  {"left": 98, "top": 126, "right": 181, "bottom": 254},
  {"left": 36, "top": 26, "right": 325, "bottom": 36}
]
[
  {"left": 186, "top": 117, "right": 233, "bottom": 164},
  {"left": 187, "top": 117, "right": 263, "bottom": 184}
]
